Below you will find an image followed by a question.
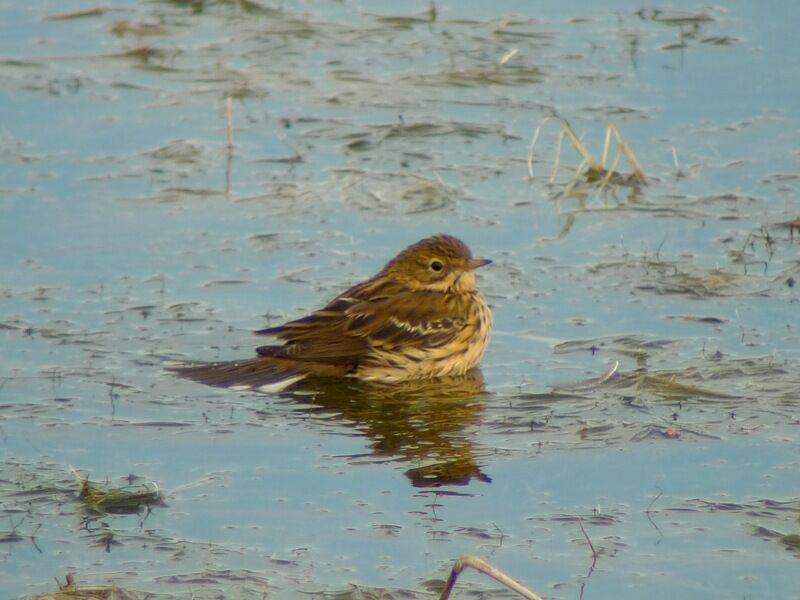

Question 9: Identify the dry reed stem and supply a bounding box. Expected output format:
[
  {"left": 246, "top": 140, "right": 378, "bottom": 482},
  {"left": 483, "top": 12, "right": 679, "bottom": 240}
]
[
  {"left": 601, "top": 124, "right": 612, "bottom": 167},
  {"left": 532, "top": 118, "right": 645, "bottom": 187},
  {"left": 43, "top": 6, "right": 110, "bottom": 20},
  {"left": 562, "top": 159, "right": 587, "bottom": 198},
  {"left": 597, "top": 360, "right": 620, "bottom": 385},
  {"left": 527, "top": 116, "right": 552, "bottom": 180},
  {"left": 671, "top": 146, "right": 682, "bottom": 177},
  {"left": 499, "top": 48, "right": 519, "bottom": 66},
  {"left": 559, "top": 119, "right": 603, "bottom": 173},
  {"left": 550, "top": 128, "right": 565, "bottom": 184},
  {"left": 598, "top": 148, "right": 622, "bottom": 189},
  {"left": 610, "top": 125, "right": 647, "bottom": 183},
  {"left": 558, "top": 212, "right": 575, "bottom": 238},
  {"left": 225, "top": 96, "right": 234, "bottom": 149},
  {"left": 550, "top": 120, "right": 648, "bottom": 186},
  {"left": 438, "top": 555, "right": 544, "bottom": 600}
]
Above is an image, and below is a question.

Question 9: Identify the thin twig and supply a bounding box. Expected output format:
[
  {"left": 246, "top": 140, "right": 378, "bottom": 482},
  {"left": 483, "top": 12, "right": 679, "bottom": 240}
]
[
  {"left": 225, "top": 96, "right": 234, "bottom": 196},
  {"left": 225, "top": 96, "right": 234, "bottom": 150},
  {"left": 43, "top": 6, "right": 110, "bottom": 20},
  {"left": 597, "top": 360, "right": 620, "bottom": 385},
  {"left": 611, "top": 125, "right": 647, "bottom": 183},
  {"left": 527, "top": 116, "right": 551, "bottom": 180},
  {"left": 439, "top": 555, "right": 544, "bottom": 600},
  {"left": 499, "top": 48, "right": 519, "bottom": 66},
  {"left": 601, "top": 123, "right": 612, "bottom": 167},
  {"left": 560, "top": 159, "right": 587, "bottom": 198},
  {"left": 559, "top": 118, "right": 603, "bottom": 172},
  {"left": 527, "top": 125, "right": 542, "bottom": 180},
  {"left": 598, "top": 147, "right": 622, "bottom": 190},
  {"left": 671, "top": 146, "right": 683, "bottom": 177},
  {"left": 645, "top": 486, "right": 665, "bottom": 542},
  {"left": 550, "top": 128, "right": 565, "bottom": 183},
  {"left": 578, "top": 518, "right": 598, "bottom": 569}
]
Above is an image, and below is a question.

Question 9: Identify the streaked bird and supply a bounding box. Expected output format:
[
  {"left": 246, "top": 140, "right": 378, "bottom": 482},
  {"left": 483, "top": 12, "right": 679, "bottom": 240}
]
[{"left": 170, "top": 234, "right": 492, "bottom": 391}]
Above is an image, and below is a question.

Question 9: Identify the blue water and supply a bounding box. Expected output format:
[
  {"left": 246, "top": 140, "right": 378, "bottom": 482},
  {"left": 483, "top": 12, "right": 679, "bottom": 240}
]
[{"left": 1, "top": 1, "right": 799, "bottom": 598}]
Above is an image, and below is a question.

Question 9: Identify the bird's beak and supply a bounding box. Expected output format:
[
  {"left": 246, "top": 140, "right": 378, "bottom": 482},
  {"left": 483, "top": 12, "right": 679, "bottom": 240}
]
[{"left": 466, "top": 258, "right": 492, "bottom": 270}]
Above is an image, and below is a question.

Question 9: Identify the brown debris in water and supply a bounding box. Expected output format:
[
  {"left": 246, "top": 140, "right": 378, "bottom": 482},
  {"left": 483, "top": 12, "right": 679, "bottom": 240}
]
[
  {"left": 72, "top": 468, "right": 162, "bottom": 515},
  {"left": 19, "top": 575, "right": 150, "bottom": 600}
]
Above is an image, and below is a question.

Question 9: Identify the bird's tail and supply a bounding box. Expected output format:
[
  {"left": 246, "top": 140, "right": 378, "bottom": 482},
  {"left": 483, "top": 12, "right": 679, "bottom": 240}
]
[{"left": 166, "top": 357, "right": 309, "bottom": 392}]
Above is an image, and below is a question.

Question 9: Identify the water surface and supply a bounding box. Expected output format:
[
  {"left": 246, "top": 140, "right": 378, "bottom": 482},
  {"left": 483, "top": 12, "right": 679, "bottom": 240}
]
[{"left": 1, "top": 1, "right": 799, "bottom": 598}]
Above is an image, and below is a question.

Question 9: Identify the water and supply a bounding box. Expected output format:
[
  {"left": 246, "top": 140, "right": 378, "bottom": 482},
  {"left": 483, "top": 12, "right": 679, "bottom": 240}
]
[{"left": 1, "top": 1, "right": 799, "bottom": 598}]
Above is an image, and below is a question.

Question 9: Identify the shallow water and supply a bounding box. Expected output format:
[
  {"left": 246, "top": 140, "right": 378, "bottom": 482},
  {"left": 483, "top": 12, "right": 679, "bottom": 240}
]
[{"left": 1, "top": 1, "right": 799, "bottom": 599}]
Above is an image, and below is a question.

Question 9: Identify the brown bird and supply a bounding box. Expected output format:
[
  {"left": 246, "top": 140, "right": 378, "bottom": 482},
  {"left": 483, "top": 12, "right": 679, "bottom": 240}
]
[{"left": 170, "top": 234, "right": 492, "bottom": 391}]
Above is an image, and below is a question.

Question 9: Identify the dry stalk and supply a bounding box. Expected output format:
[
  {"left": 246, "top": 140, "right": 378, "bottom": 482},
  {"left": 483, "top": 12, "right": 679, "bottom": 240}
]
[
  {"left": 225, "top": 96, "right": 234, "bottom": 150},
  {"left": 439, "top": 555, "right": 544, "bottom": 600}
]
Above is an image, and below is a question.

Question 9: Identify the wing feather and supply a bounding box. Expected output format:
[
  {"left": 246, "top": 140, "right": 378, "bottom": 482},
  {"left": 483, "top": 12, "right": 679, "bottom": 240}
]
[
  {"left": 252, "top": 277, "right": 469, "bottom": 365},
  {"left": 344, "top": 292, "right": 467, "bottom": 351}
]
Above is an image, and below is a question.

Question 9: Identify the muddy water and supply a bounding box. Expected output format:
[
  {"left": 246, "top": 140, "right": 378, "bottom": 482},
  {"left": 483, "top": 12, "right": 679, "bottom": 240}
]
[{"left": 1, "top": 1, "right": 799, "bottom": 598}]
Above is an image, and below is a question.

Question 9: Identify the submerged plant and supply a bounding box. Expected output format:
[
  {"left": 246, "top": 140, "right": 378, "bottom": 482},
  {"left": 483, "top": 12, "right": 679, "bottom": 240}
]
[
  {"left": 529, "top": 118, "right": 647, "bottom": 187},
  {"left": 20, "top": 574, "right": 151, "bottom": 600},
  {"left": 527, "top": 117, "right": 649, "bottom": 235},
  {"left": 71, "top": 468, "right": 161, "bottom": 515}
]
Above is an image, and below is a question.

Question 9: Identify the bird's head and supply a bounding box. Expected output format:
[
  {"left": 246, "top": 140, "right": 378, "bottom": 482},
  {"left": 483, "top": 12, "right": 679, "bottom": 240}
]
[{"left": 383, "top": 234, "right": 491, "bottom": 293}]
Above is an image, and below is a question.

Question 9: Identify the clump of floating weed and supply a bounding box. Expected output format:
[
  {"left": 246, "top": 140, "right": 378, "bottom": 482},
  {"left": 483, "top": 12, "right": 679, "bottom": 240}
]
[
  {"left": 630, "top": 372, "right": 738, "bottom": 400},
  {"left": 20, "top": 574, "right": 149, "bottom": 600},
  {"left": 71, "top": 468, "right": 161, "bottom": 515},
  {"left": 554, "top": 363, "right": 736, "bottom": 401},
  {"left": 557, "top": 118, "right": 646, "bottom": 185},
  {"left": 528, "top": 117, "right": 647, "bottom": 199}
]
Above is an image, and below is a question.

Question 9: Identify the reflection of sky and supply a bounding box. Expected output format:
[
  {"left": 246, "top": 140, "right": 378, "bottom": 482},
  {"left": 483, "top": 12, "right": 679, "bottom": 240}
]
[{"left": 1, "top": 1, "right": 799, "bottom": 598}]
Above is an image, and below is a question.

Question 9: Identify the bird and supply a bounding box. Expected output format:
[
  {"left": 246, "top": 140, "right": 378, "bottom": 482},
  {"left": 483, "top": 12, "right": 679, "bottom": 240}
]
[{"left": 170, "top": 234, "right": 492, "bottom": 391}]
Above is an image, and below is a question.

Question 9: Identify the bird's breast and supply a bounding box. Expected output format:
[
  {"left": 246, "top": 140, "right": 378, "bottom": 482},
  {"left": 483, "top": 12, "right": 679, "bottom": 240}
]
[{"left": 357, "top": 291, "right": 492, "bottom": 383}]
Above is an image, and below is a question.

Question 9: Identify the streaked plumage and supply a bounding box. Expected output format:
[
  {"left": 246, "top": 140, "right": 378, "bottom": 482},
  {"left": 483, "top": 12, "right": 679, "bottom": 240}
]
[{"left": 170, "top": 234, "right": 492, "bottom": 390}]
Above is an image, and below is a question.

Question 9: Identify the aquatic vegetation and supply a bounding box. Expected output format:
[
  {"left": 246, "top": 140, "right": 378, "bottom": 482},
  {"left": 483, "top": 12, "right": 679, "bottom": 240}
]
[
  {"left": 529, "top": 118, "right": 646, "bottom": 192},
  {"left": 19, "top": 577, "right": 151, "bottom": 600},
  {"left": 72, "top": 469, "right": 162, "bottom": 515},
  {"left": 439, "top": 555, "right": 543, "bottom": 600}
]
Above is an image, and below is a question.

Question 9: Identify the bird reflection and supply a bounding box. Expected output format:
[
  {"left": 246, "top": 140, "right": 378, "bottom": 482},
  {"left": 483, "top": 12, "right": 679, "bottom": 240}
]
[
  {"left": 281, "top": 369, "right": 491, "bottom": 487},
  {"left": 175, "top": 365, "right": 491, "bottom": 487}
]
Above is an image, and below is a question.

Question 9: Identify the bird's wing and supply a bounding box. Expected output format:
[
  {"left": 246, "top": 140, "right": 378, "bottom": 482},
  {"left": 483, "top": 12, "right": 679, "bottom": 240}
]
[
  {"left": 256, "top": 296, "right": 356, "bottom": 340},
  {"left": 254, "top": 275, "right": 395, "bottom": 340},
  {"left": 254, "top": 290, "right": 467, "bottom": 363},
  {"left": 343, "top": 291, "right": 467, "bottom": 352},
  {"left": 253, "top": 276, "right": 400, "bottom": 363},
  {"left": 255, "top": 296, "right": 368, "bottom": 363}
]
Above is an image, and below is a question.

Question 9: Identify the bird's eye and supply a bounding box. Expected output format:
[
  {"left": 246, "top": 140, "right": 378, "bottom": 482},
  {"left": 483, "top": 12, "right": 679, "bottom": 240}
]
[{"left": 429, "top": 260, "right": 444, "bottom": 272}]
